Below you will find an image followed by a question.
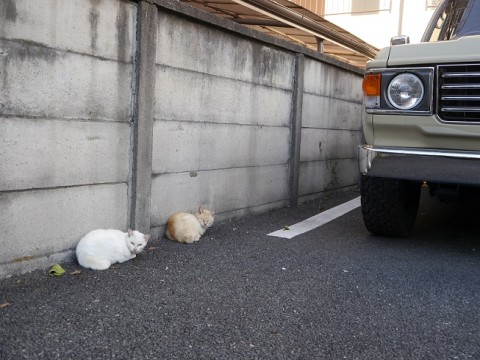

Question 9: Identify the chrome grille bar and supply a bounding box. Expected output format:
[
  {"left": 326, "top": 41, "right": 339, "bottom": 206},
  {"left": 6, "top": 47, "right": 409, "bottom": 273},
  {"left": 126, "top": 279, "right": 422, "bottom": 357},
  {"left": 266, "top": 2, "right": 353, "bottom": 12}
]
[
  {"left": 442, "top": 84, "right": 480, "bottom": 89},
  {"left": 441, "top": 107, "right": 480, "bottom": 112},
  {"left": 441, "top": 96, "right": 480, "bottom": 101},
  {"left": 442, "top": 72, "right": 480, "bottom": 78}
]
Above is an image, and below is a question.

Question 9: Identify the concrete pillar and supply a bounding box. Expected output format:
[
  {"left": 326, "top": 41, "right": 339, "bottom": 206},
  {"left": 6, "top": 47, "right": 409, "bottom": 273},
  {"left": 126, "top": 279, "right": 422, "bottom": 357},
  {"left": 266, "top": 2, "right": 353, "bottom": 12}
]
[
  {"left": 289, "top": 53, "right": 304, "bottom": 207},
  {"left": 130, "top": 1, "right": 157, "bottom": 233}
]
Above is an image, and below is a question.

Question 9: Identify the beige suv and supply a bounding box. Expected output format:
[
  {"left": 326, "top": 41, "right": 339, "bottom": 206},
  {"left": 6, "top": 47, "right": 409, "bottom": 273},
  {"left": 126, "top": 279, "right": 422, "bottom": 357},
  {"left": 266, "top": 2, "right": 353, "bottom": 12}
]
[{"left": 358, "top": 0, "right": 480, "bottom": 237}]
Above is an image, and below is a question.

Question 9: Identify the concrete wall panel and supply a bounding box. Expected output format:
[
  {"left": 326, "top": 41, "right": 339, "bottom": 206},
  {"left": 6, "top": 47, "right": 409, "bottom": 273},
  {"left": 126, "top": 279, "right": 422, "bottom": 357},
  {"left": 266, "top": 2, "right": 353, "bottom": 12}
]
[
  {"left": 0, "top": 40, "right": 133, "bottom": 121},
  {"left": 0, "top": 0, "right": 135, "bottom": 276},
  {"left": 303, "top": 59, "right": 363, "bottom": 103},
  {"left": 154, "top": 66, "right": 292, "bottom": 126},
  {"left": 151, "top": 8, "right": 296, "bottom": 229},
  {"left": 152, "top": 121, "right": 290, "bottom": 174},
  {"left": 156, "top": 11, "right": 294, "bottom": 90},
  {"left": 0, "top": 0, "right": 137, "bottom": 61},
  {"left": 150, "top": 165, "right": 289, "bottom": 226},
  {"left": 299, "top": 58, "right": 363, "bottom": 198},
  {"left": 0, "top": 183, "right": 128, "bottom": 264},
  {"left": 302, "top": 94, "right": 363, "bottom": 130},
  {"left": 0, "top": 117, "right": 130, "bottom": 191}
]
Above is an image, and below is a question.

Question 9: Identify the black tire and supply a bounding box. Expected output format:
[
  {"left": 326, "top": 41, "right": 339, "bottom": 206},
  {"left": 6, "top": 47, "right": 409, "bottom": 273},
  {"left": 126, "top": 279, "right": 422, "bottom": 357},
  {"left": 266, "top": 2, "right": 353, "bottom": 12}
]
[{"left": 360, "top": 175, "right": 422, "bottom": 237}]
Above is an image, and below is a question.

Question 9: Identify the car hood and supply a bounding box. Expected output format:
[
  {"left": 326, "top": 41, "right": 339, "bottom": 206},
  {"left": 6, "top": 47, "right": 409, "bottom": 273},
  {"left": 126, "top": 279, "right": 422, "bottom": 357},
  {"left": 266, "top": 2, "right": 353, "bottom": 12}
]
[{"left": 367, "top": 35, "right": 480, "bottom": 69}]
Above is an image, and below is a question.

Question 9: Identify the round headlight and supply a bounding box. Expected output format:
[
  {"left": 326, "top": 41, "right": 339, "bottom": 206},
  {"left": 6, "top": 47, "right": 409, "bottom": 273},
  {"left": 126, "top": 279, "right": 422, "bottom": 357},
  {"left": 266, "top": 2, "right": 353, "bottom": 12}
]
[{"left": 387, "top": 73, "right": 424, "bottom": 110}]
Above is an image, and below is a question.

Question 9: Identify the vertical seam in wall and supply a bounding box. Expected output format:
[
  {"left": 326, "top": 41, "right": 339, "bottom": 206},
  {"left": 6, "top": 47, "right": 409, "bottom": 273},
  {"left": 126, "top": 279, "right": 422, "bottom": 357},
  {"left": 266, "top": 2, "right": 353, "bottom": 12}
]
[
  {"left": 129, "top": 1, "right": 157, "bottom": 232},
  {"left": 289, "top": 53, "right": 305, "bottom": 207},
  {"left": 128, "top": 1, "right": 141, "bottom": 230}
]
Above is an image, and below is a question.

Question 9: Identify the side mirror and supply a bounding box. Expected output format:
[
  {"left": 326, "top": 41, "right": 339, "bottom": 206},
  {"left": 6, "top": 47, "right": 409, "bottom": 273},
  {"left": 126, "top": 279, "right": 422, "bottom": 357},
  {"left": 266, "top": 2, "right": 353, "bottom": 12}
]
[{"left": 390, "top": 35, "right": 410, "bottom": 46}]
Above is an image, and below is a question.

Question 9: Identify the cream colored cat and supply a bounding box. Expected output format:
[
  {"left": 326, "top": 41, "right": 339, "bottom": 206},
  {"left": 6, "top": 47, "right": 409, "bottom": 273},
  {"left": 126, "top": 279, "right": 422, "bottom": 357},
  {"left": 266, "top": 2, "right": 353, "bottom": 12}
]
[{"left": 165, "top": 207, "right": 214, "bottom": 244}]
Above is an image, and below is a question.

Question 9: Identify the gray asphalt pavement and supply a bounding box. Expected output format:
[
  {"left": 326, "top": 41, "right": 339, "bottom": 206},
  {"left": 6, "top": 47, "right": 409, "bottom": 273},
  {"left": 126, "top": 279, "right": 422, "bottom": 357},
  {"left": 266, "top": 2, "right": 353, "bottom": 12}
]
[{"left": 1, "top": 188, "right": 479, "bottom": 359}]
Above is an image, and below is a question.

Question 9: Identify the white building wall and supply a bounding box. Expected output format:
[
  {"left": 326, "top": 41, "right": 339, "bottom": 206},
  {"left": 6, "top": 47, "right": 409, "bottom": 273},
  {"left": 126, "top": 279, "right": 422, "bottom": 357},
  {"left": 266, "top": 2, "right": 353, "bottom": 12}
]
[{"left": 324, "top": 0, "right": 438, "bottom": 49}]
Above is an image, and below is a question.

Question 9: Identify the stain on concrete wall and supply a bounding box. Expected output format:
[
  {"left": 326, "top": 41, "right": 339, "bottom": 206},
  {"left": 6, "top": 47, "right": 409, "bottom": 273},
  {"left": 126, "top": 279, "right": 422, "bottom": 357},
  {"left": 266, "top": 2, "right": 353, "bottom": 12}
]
[
  {"left": 1, "top": 0, "right": 17, "bottom": 23},
  {"left": 116, "top": 1, "right": 129, "bottom": 63},
  {"left": 89, "top": 0, "right": 100, "bottom": 51}
]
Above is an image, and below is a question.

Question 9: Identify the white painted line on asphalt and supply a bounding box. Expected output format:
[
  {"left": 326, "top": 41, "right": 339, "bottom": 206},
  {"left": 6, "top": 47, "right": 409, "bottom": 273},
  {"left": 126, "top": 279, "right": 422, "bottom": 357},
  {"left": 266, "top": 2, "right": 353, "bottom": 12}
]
[{"left": 268, "top": 196, "right": 361, "bottom": 239}]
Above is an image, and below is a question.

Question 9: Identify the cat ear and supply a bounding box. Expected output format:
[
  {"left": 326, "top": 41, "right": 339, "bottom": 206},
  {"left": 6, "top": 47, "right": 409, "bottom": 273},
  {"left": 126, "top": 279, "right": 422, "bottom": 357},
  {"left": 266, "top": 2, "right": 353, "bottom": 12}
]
[
  {"left": 144, "top": 234, "right": 151, "bottom": 242},
  {"left": 128, "top": 228, "right": 134, "bottom": 236},
  {"left": 199, "top": 206, "right": 204, "bottom": 213}
]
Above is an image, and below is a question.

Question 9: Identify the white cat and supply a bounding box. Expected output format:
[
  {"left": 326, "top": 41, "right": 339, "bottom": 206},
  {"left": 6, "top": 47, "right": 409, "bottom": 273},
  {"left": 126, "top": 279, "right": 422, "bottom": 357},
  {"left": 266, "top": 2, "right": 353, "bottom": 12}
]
[
  {"left": 165, "top": 207, "right": 214, "bottom": 244},
  {"left": 76, "top": 228, "right": 150, "bottom": 270}
]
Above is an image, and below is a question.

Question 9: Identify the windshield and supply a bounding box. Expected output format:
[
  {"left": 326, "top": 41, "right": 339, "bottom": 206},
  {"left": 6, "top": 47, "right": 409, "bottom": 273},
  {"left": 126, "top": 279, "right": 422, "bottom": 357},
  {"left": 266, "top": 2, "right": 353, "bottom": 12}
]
[{"left": 422, "top": 0, "right": 480, "bottom": 42}]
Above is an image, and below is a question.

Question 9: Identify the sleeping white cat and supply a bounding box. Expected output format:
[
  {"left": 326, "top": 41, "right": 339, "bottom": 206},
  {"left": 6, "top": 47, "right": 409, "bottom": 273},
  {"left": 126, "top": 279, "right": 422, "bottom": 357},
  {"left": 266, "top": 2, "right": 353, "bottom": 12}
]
[{"left": 76, "top": 228, "right": 150, "bottom": 270}]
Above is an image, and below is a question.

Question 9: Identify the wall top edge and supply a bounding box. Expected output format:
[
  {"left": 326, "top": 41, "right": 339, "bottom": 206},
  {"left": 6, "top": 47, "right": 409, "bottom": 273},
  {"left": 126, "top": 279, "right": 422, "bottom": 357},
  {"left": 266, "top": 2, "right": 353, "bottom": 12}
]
[{"left": 142, "top": 0, "right": 364, "bottom": 76}]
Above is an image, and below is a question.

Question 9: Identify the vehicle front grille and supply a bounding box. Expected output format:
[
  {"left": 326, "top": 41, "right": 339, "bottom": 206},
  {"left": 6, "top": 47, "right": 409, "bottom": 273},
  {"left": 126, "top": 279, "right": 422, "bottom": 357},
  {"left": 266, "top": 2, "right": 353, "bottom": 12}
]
[{"left": 437, "top": 64, "right": 480, "bottom": 123}]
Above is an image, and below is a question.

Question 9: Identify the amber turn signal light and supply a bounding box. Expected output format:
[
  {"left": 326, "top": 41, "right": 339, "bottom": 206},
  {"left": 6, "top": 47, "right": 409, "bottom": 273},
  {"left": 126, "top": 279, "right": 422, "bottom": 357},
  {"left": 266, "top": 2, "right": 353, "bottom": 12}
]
[{"left": 362, "top": 73, "right": 381, "bottom": 96}]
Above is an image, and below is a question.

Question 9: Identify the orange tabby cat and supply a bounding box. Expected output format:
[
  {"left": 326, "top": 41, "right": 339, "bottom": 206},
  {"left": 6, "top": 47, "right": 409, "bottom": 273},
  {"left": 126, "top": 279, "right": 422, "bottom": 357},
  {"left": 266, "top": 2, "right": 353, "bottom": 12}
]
[{"left": 165, "top": 207, "right": 214, "bottom": 244}]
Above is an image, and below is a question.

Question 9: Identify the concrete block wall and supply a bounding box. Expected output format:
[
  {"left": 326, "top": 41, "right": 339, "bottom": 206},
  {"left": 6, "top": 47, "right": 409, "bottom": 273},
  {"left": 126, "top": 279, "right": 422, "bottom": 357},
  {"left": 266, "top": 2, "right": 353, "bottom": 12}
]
[
  {"left": 0, "top": 0, "right": 364, "bottom": 277},
  {"left": 0, "top": 0, "right": 137, "bottom": 275}
]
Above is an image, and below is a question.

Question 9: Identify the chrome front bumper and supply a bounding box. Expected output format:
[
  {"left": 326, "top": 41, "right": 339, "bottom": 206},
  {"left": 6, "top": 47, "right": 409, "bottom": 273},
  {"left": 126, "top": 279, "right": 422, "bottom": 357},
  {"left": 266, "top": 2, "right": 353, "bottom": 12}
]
[{"left": 358, "top": 145, "right": 480, "bottom": 185}]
